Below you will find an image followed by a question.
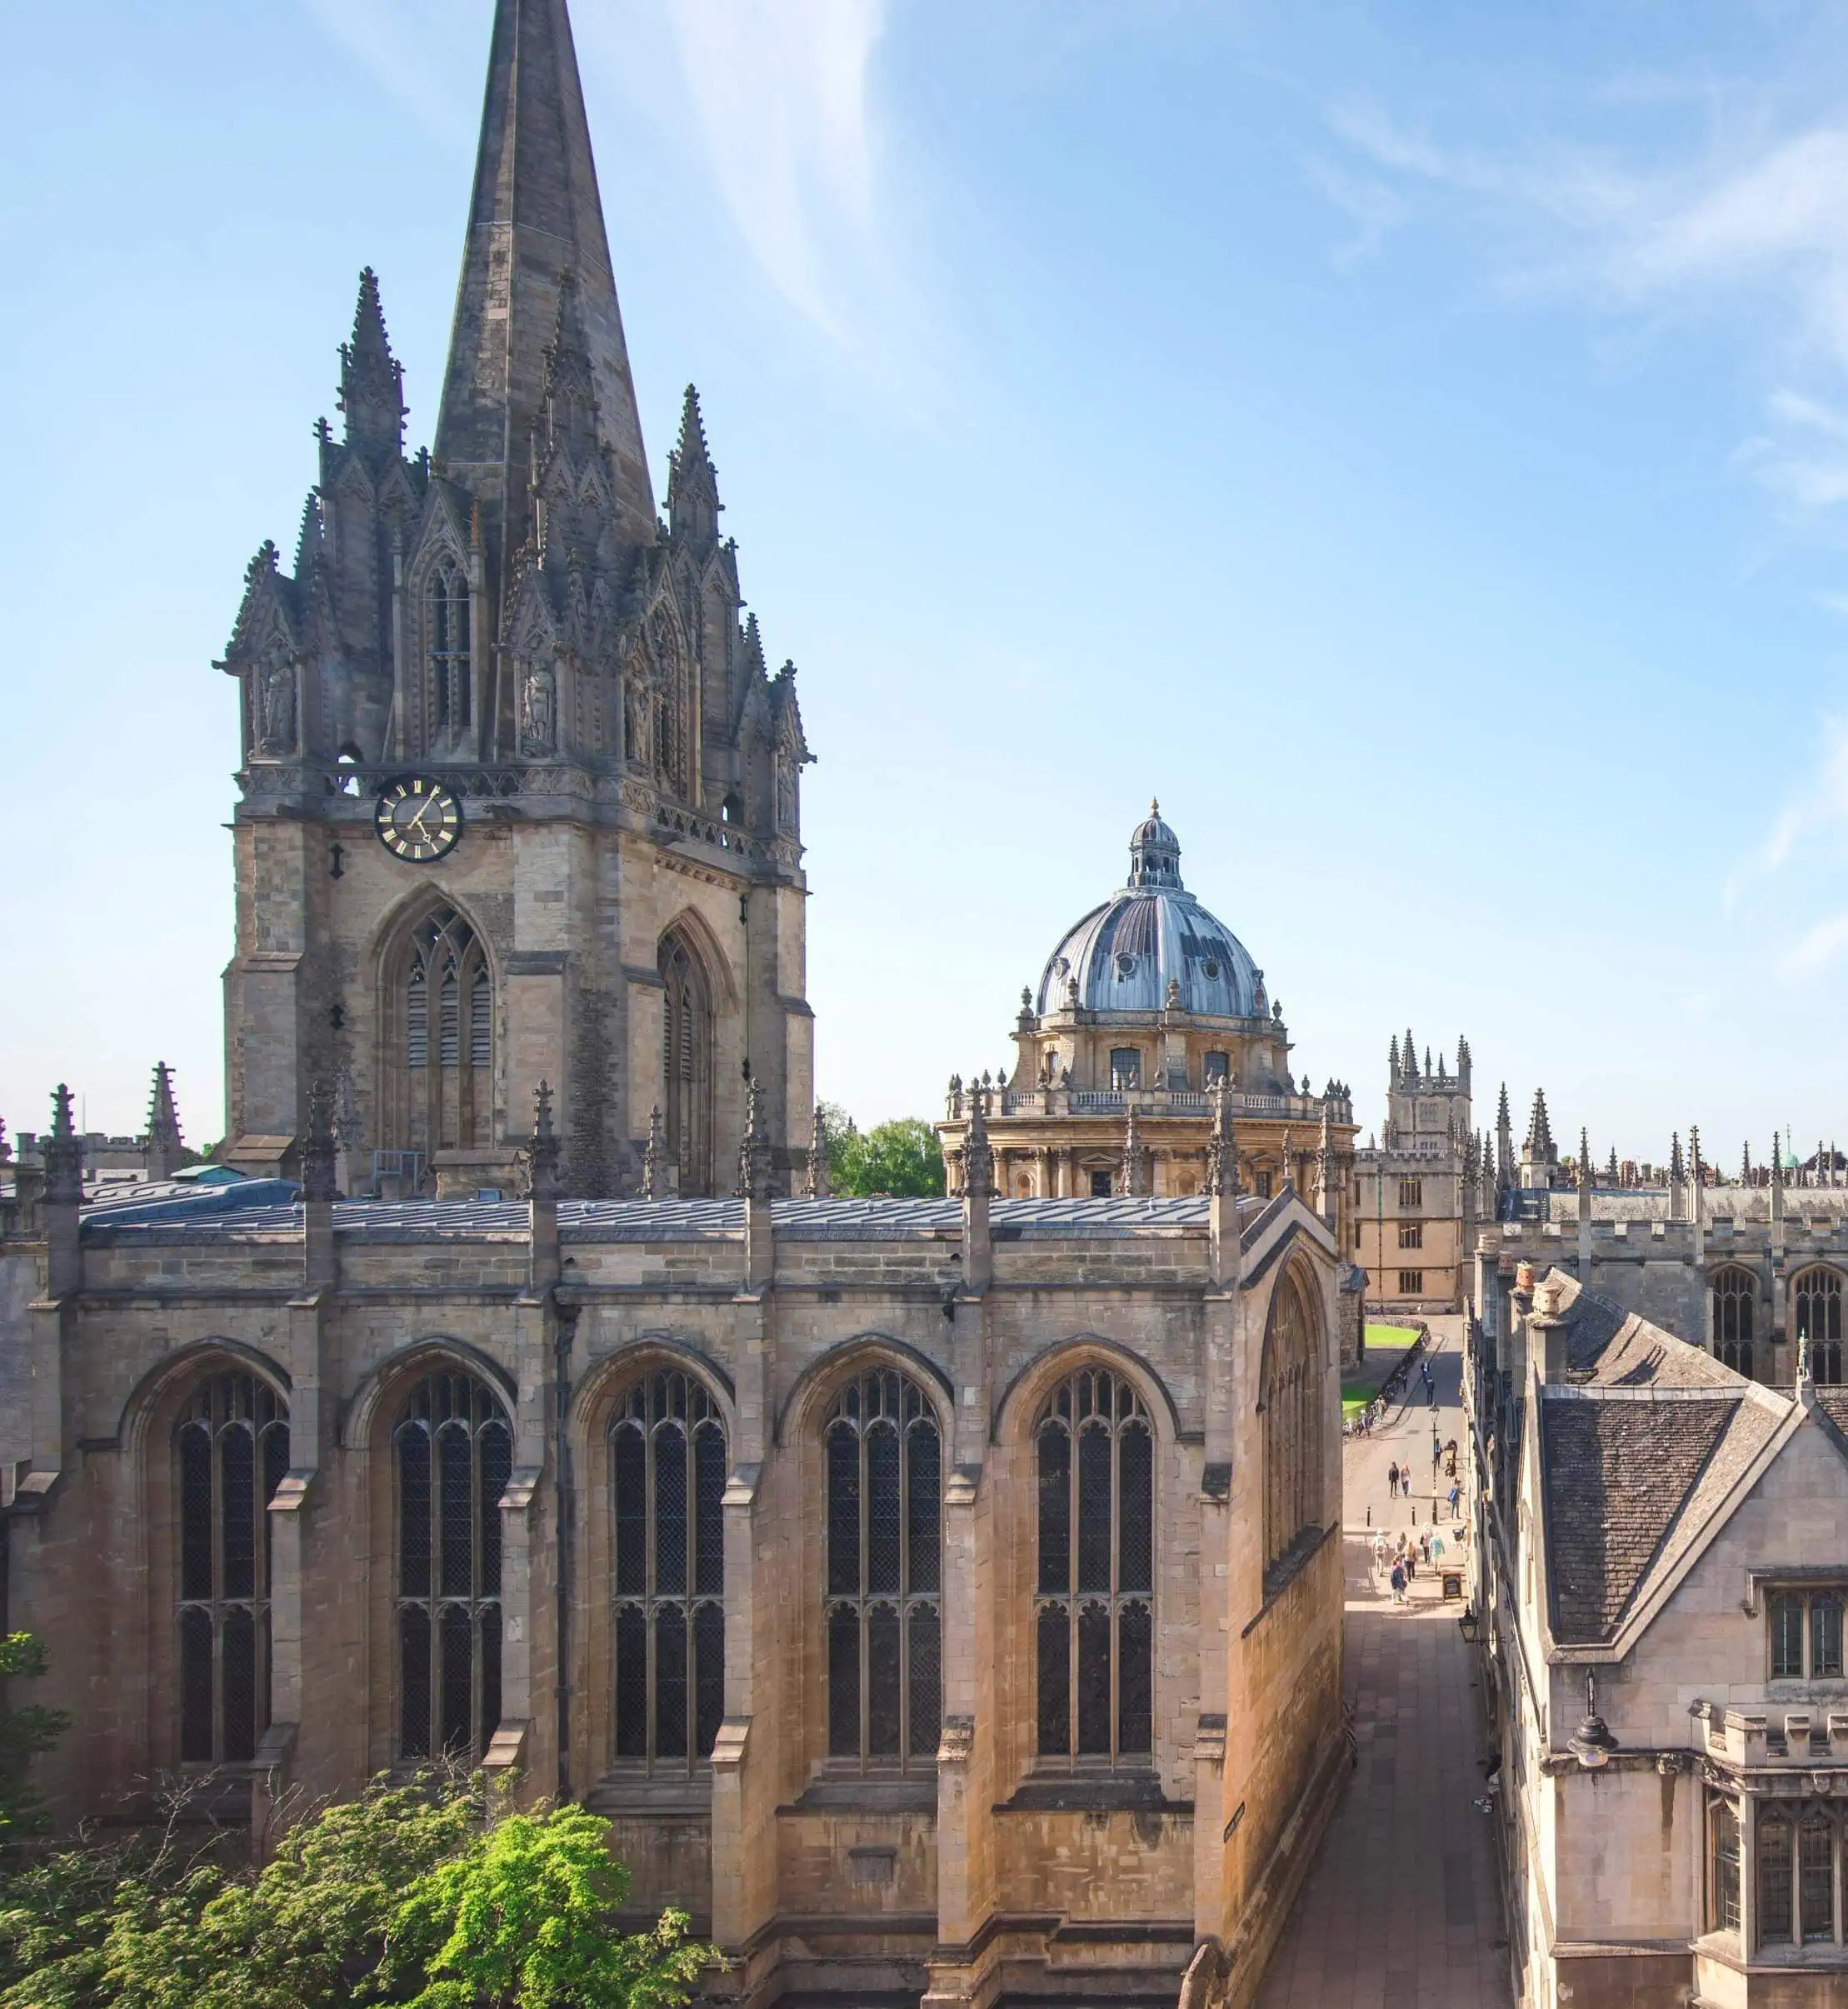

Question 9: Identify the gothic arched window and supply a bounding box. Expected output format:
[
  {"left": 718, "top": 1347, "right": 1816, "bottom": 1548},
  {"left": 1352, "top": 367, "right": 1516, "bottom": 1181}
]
[
  {"left": 611, "top": 1370, "right": 727, "bottom": 1769},
  {"left": 659, "top": 929, "right": 713, "bottom": 1197},
  {"left": 393, "top": 1369, "right": 512, "bottom": 1761},
  {"left": 1261, "top": 1269, "right": 1324, "bottom": 1587},
  {"left": 1711, "top": 1267, "right": 1756, "bottom": 1378},
  {"left": 177, "top": 1373, "right": 289, "bottom": 1764},
  {"left": 385, "top": 907, "right": 492, "bottom": 1168},
  {"left": 1034, "top": 1367, "right": 1153, "bottom": 1764},
  {"left": 824, "top": 1367, "right": 941, "bottom": 1770},
  {"left": 1796, "top": 1269, "right": 1845, "bottom": 1385},
  {"left": 428, "top": 562, "right": 471, "bottom": 742}
]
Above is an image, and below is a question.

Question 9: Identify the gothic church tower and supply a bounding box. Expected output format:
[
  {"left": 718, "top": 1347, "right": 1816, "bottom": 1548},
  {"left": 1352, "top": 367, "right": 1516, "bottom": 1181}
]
[{"left": 217, "top": 0, "right": 812, "bottom": 1197}]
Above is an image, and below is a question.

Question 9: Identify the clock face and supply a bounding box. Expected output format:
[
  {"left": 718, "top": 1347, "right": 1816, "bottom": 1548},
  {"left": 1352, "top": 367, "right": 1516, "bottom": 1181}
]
[{"left": 374, "top": 776, "right": 463, "bottom": 863}]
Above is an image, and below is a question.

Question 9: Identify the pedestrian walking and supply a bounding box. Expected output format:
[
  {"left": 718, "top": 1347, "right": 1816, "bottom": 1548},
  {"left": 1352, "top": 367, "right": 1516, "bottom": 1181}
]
[
  {"left": 1406, "top": 1547, "right": 1417, "bottom": 1582},
  {"left": 1389, "top": 1561, "right": 1406, "bottom": 1605},
  {"left": 1448, "top": 1482, "right": 1461, "bottom": 1520},
  {"left": 1419, "top": 1532, "right": 1431, "bottom": 1565},
  {"left": 1387, "top": 1460, "right": 1399, "bottom": 1498}
]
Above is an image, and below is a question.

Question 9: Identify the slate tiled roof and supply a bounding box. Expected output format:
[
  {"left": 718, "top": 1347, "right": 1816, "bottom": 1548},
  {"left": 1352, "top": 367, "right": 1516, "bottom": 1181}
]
[
  {"left": 1536, "top": 1268, "right": 1792, "bottom": 1647},
  {"left": 1551, "top": 1273, "right": 1742, "bottom": 1389},
  {"left": 82, "top": 1192, "right": 1266, "bottom": 1247},
  {"left": 1541, "top": 1395, "right": 1741, "bottom": 1644}
]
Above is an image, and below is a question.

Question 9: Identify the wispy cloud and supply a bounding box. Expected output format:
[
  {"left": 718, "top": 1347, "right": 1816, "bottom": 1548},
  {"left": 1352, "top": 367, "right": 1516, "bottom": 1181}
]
[
  {"left": 1782, "top": 908, "right": 1848, "bottom": 976},
  {"left": 1303, "top": 155, "right": 1409, "bottom": 271},
  {"left": 1725, "top": 712, "right": 1848, "bottom": 925},
  {"left": 665, "top": 0, "right": 888, "bottom": 340},
  {"left": 302, "top": 0, "right": 479, "bottom": 142}
]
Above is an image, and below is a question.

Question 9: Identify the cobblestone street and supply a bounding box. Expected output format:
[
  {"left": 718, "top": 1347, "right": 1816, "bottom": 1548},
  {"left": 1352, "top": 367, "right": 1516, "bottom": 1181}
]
[{"left": 1253, "top": 1323, "right": 1512, "bottom": 2009}]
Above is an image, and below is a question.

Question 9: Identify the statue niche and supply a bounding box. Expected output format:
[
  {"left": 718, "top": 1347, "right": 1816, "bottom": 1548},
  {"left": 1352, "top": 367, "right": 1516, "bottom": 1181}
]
[
  {"left": 253, "top": 646, "right": 298, "bottom": 757},
  {"left": 518, "top": 657, "right": 557, "bottom": 757}
]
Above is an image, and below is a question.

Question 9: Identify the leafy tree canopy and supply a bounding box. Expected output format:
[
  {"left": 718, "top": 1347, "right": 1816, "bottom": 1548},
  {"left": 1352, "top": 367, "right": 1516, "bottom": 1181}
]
[{"left": 817, "top": 1107, "right": 945, "bottom": 1198}]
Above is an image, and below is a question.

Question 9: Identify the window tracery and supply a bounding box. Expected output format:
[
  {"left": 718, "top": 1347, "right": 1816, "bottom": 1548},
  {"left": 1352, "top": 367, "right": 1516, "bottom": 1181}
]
[
  {"left": 1034, "top": 1367, "right": 1153, "bottom": 1765},
  {"left": 823, "top": 1367, "right": 942, "bottom": 1771},
  {"left": 1261, "top": 1269, "right": 1324, "bottom": 1589},
  {"left": 611, "top": 1370, "right": 727, "bottom": 1769},
  {"left": 427, "top": 562, "right": 472, "bottom": 745},
  {"left": 392, "top": 1369, "right": 511, "bottom": 1760},
  {"left": 1711, "top": 1266, "right": 1756, "bottom": 1378},
  {"left": 176, "top": 1373, "right": 290, "bottom": 1764},
  {"left": 1795, "top": 1268, "right": 1844, "bottom": 1383},
  {"left": 659, "top": 929, "right": 713, "bottom": 1197}
]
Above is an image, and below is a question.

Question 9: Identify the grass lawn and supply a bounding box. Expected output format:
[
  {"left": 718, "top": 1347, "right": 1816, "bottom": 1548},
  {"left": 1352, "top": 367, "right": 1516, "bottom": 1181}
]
[{"left": 1366, "top": 1322, "right": 1421, "bottom": 1351}]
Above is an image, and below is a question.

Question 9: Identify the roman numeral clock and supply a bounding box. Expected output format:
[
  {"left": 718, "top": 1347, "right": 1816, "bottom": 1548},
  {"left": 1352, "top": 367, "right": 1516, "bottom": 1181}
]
[{"left": 374, "top": 776, "right": 463, "bottom": 863}]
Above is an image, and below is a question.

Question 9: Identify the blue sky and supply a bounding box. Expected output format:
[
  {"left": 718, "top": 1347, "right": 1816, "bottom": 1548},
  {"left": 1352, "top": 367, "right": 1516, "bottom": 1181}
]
[{"left": 6, "top": 0, "right": 1848, "bottom": 1170}]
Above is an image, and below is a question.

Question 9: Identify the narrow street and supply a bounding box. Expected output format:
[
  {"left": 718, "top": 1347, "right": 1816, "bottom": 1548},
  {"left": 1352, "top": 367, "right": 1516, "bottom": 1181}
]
[{"left": 1253, "top": 1321, "right": 1511, "bottom": 2009}]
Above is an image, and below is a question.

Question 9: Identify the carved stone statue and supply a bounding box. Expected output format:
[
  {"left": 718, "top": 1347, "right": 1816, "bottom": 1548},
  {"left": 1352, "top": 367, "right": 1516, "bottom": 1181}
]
[
  {"left": 519, "top": 659, "right": 556, "bottom": 755},
  {"left": 255, "top": 650, "right": 297, "bottom": 755},
  {"left": 776, "top": 746, "right": 798, "bottom": 832}
]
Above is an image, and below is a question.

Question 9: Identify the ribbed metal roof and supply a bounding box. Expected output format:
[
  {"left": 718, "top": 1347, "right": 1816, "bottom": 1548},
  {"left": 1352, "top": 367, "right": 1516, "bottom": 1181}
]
[{"left": 1037, "top": 811, "right": 1261, "bottom": 1020}]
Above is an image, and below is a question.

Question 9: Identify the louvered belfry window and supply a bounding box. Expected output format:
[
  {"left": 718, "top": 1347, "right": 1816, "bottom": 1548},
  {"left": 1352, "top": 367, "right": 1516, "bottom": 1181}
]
[
  {"left": 393, "top": 1371, "right": 511, "bottom": 1761},
  {"left": 824, "top": 1369, "right": 942, "bottom": 1770},
  {"left": 429, "top": 563, "right": 471, "bottom": 739},
  {"left": 658, "top": 929, "right": 713, "bottom": 1196},
  {"left": 1035, "top": 1367, "right": 1153, "bottom": 1763},
  {"left": 177, "top": 1374, "right": 290, "bottom": 1764},
  {"left": 392, "top": 907, "right": 492, "bottom": 1159},
  {"left": 611, "top": 1371, "right": 727, "bottom": 1769}
]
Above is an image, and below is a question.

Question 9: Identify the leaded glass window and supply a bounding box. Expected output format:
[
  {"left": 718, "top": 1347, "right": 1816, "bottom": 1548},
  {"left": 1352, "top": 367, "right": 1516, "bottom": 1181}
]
[
  {"left": 176, "top": 1374, "right": 289, "bottom": 1764},
  {"left": 1262, "top": 1269, "right": 1324, "bottom": 1587},
  {"left": 1768, "top": 1587, "right": 1847, "bottom": 1681},
  {"left": 1761, "top": 1813, "right": 1794, "bottom": 1942},
  {"left": 823, "top": 1368, "right": 941, "bottom": 1770},
  {"left": 429, "top": 563, "right": 471, "bottom": 738},
  {"left": 1034, "top": 1367, "right": 1153, "bottom": 1764},
  {"left": 1711, "top": 1266, "right": 1755, "bottom": 1378},
  {"left": 611, "top": 1370, "right": 727, "bottom": 1769},
  {"left": 1711, "top": 1796, "right": 1741, "bottom": 1934},
  {"left": 1796, "top": 1269, "right": 1844, "bottom": 1384},
  {"left": 394, "top": 1369, "right": 511, "bottom": 1760}
]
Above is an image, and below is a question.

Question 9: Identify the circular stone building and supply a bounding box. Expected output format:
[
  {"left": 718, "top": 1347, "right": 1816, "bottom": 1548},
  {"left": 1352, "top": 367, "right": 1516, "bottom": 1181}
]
[{"left": 939, "top": 805, "right": 1360, "bottom": 1218}]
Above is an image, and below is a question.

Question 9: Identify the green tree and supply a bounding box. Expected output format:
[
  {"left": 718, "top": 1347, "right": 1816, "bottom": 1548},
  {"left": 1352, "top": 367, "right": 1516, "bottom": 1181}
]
[
  {"left": 822, "top": 1113, "right": 945, "bottom": 1198},
  {"left": 0, "top": 1636, "right": 71, "bottom": 1852},
  {"left": 389, "top": 1802, "right": 716, "bottom": 2009}
]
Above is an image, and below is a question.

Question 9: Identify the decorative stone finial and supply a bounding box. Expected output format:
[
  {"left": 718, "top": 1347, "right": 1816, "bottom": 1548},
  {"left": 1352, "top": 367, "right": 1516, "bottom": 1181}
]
[
  {"left": 807, "top": 1103, "right": 830, "bottom": 1199},
  {"left": 43, "top": 1083, "right": 82, "bottom": 1205},
  {"left": 1206, "top": 1081, "right": 1238, "bottom": 1198},
  {"left": 302, "top": 1077, "right": 338, "bottom": 1202},
  {"left": 962, "top": 1081, "right": 995, "bottom": 1201},
  {"left": 1122, "top": 1105, "right": 1149, "bottom": 1197},
  {"left": 738, "top": 1074, "right": 773, "bottom": 1201},
  {"left": 528, "top": 1082, "right": 561, "bottom": 1202}
]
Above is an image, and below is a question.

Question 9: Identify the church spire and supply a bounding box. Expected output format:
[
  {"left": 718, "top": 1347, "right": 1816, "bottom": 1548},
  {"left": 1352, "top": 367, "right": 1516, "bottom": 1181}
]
[
  {"left": 435, "top": 0, "right": 654, "bottom": 579},
  {"left": 338, "top": 267, "right": 406, "bottom": 466}
]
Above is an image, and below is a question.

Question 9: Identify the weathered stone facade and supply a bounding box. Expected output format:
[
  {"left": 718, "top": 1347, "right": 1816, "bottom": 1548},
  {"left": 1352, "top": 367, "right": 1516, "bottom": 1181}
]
[
  {"left": 2, "top": 1135, "right": 1348, "bottom": 2008},
  {"left": 216, "top": 0, "right": 812, "bottom": 1201},
  {"left": 1466, "top": 1263, "right": 1848, "bottom": 2007}
]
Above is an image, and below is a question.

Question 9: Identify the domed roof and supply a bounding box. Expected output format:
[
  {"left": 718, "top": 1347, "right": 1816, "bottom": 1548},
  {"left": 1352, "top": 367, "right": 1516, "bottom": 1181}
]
[{"left": 1036, "top": 805, "right": 1263, "bottom": 1021}]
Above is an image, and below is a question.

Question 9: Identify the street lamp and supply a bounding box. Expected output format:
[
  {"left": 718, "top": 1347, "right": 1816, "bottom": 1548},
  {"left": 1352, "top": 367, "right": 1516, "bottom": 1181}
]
[{"left": 1567, "top": 1672, "right": 1617, "bottom": 1770}]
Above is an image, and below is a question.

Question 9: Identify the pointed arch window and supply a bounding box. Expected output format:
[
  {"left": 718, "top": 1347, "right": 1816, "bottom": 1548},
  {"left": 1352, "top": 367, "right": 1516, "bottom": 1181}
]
[
  {"left": 429, "top": 562, "right": 472, "bottom": 742},
  {"left": 1034, "top": 1367, "right": 1153, "bottom": 1764},
  {"left": 1796, "top": 1269, "right": 1844, "bottom": 1384},
  {"left": 177, "top": 1373, "right": 290, "bottom": 1764},
  {"left": 1711, "top": 1266, "right": 1756, "bottom": 1378},
  {"left": 611, "top": 1370, "right": 727, "bottom": 1770},
  {"left": 659, "top": 929, "right": 713, "bottom": 1197},
  {"left": 824, "top": 1368, "right": 941, "bottom": 1771},
  {"left": 1261, "top": 1269, "right": 1325, "bottom": 1592},
  {"left": 393, "top": 1369, "right": 512, "bottom": 1761},
  {"left": 386, "top": 907, "right": 492, "bottom": 1165}
]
